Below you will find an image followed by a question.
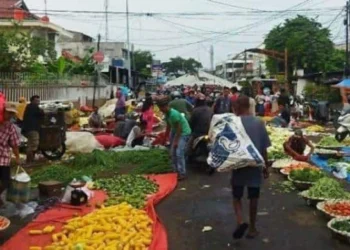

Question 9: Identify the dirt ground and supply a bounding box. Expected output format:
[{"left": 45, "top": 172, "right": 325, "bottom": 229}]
[{"left": 156, "top": 167, "right": 350, "bottom": 250}]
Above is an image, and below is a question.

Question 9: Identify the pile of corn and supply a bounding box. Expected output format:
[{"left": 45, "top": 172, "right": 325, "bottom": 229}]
[
  {"left": 44, "top": 202, "right": 153, "bottom": 250},
  {"left": 306, "top": 125, "right": 324, "bottom": 133}
]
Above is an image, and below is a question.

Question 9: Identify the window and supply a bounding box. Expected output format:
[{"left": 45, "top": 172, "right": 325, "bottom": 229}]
[
  {"left": 226, "top": 63, "right": 233, "bottom": 68},
  {"left": 233, "top": 63, "right": 244, "bottom": 69},
  {"left": 122, "top": 49, "right": 128, "bottom": 59},
  {"left": 48, "top": 33, "right": 56, "bottom": 42}
]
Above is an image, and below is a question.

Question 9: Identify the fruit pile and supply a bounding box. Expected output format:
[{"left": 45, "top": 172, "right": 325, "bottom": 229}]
[
  {"left": 325, "top": 201, "right": 350, "bottom": 217},
  {"left": 44, "top": 202, "right": 153, "bottom": 250},
  {"left": 95, "top": 175, "right": 159, "bottom": 208}
]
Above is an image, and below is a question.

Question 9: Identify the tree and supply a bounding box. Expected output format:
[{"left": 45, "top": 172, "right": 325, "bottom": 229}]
[
  {"left": 0, "top": 23, "right": 56, "bottom": 71},
  {"left": 133, "top": 50, "right": 153, "bottom": 77},
  {"left": 162, "top": 57, "right": 202, "bottom": 74},
  {"left": 264, "top": 16, "right": 335, "bottom": 75}
]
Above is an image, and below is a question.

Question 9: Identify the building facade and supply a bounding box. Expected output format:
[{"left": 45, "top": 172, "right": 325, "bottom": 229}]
[{"left": 215, "top": 52, "right": 267, "bottom": 82}]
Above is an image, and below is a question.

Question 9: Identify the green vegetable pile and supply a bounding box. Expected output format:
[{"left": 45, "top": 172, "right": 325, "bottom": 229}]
[
  {"left": 31, "top": 149, "right": 171, "bottom": 185},
  {"left": 318, "top": 136, "right": 350, "bottom": 147},
  {"left": 289, "top": 168, "right": 325, "bottom": 182},
  {"left": 332, "top": 220, "right": 350, "bottom": 232},
  {"left": 95, "top": 175, "right": 159, "bottom": 208},
  {"left": 307, "top": 177, "right": 350, "bottom": 199}
]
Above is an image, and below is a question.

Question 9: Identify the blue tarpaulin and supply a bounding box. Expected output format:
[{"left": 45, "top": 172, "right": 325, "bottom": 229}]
[
  {"left": 310, "top": 147, "right": 350, "bottom": 183},
  {"left": 333, "top": 79, "right": 350, "bottom": 88}
]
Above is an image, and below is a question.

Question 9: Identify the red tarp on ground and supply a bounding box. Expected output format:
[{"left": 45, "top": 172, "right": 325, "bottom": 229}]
[{"left": 2, "top": 173, "right": 177, "bottom": 250}]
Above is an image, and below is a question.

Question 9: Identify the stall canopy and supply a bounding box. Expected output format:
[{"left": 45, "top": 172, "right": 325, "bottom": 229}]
[
  {"left": 333, "top": 79, "right": 350, "bottom": 88},
  {"left": 164, "top": 71, "right": 241, "bottom": 89}
]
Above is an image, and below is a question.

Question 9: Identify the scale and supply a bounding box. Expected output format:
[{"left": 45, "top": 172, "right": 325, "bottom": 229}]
[{"left": 69, "top": 181, "right": 88, "bottom": 206}]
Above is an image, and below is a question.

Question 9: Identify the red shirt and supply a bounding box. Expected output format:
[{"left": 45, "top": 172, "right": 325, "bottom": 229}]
[
  {"left": 231, "top": 93, "right": 239, "bottom": 102},
  {"left": 0, "top": 122, "right": 20, "bottom": 166}
]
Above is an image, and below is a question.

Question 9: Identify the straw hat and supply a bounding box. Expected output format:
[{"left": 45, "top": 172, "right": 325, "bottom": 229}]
[{"left": 5, "top": 103, "right": 18, "bottom": 114}]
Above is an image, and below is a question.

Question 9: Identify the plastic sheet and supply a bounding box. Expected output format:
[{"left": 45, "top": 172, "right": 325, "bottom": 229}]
[
  {"left": 2, "top": 174, "right": 178, "bottom": 250},
  {"left": 311, "top": 147, "right": 350, "bottom": 183}
]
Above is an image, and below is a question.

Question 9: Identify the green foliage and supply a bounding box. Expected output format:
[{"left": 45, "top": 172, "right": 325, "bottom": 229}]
[
  {"left": 303, "top": 83, "right": 341, "bottom": 102},
  {"left": 30, "top": 149, "right": 172, "bottom": 185},
  {"left": 0, "top": 23, "right": 56, "bottom": 71},
  {"left": 265, "top": 16, "right": 335, "bottom": 75},
  {"left": 162, "top": 56, "right": 202, "bottom": 74},
  {"left": 133, "top": 50, "right": 153, "bottom": 77}
]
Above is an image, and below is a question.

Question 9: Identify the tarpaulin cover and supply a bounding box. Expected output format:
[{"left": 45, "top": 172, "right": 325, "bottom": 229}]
[
  {"left": 2, "top": 173, "right": 178, "bottom": 250},
  {"left": 311, "top": 148, "right": 350, "bottom": 183}
]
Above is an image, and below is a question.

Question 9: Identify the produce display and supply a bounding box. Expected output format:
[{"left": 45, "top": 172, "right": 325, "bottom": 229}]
[
  {"left": 281, "top": 162, "right": 319, "bottom": 175},
  {"left": 324, "top": 201, "right": 350, "bottom": 217},
  {"left": 289, "top": 168, "right": 325, "bottom": 182},
  {"left": 330, "top": 219, "right": 350, "bottom": 233},
  {"left": 318, "top": 136, "right": 350, "bottom": 147},
  {"left": 266, "top": 126, "right": 292, "bottom": 160},
  {"left": 31, "top": 149, "right": 171, "bottom": 185},
  {"left": 305, "top": 178, "right": 350, "bottom": 199},
  {"left": 306, "top": 125, "right": 324, "bottom": 133},
  {"left": 95, "top": 175, "right": 159, "bottom": 208},
  {"left": 0, "top": 216, "right": 10, "bottom": 231},
  {"left": 44, "top": 202, "right": 153, "bottom": 250}
]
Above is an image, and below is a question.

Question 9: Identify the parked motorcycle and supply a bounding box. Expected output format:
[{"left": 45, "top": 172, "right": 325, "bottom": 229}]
[
  {"left": 335, "top": 111, "right": 350, "bottom": 142},
  {"left": 188, "top": 135, "right": 215, "bottom": 175}
]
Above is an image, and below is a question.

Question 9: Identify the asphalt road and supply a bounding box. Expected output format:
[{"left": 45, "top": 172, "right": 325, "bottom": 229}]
[{"left": 156, "top": 167, "right": 350, "bottom": 250}]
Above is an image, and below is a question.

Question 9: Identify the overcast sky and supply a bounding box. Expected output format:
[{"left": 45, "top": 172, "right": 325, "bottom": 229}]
[{"left": 26, "top": 0, "right": 345, "bottom": 68}]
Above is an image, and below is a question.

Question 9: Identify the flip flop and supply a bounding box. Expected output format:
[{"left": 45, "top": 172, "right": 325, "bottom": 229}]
[
  {"left": 246, "top": 231, "right": 260, "bottom": 239},
  {"left": 232, "top": 223, "right": 248, "bottom": 239}
]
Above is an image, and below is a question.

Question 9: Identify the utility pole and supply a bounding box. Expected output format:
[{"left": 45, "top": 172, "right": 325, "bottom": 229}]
[
  {"left": 244, "top": 50, "right": 247, "bottom": 79},
  {"left": 104, "top": 0, "right": 109, "bottom": 41},
  {"left": 210, "top": 45, "right": 214, "bottom": 73},
  {"left": 345, "top": 0, "right": 350, "bottom": 77},
  {"left": 92, "top": 34, "right": 101, "bottom": 108},
  {"left": 126, "top": 0, "right": 132, "bottom": 88}
]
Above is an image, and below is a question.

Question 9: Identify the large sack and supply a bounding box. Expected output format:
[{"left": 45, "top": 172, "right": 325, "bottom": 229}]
[
  {"left": 207, "top": 114, "right": 264, "bottom": 172},
  {"left": 95, "top": 135, "right": 125, "bottom": 149},
  {"left": 98, "top": 99, "right": 117, "bottom": 119},
  {"left": 66, "top": 132, "right": 104, "bottom": 153}
]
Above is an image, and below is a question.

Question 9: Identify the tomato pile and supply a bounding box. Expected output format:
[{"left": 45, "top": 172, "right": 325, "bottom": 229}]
[
  {"left": 324, "top": 202, "right": 350, "bottom": 216},
  {"left": 283, "top": 163, "right": 319, "bottom": 175},
  {"left": 0, "top": 217, "right": 9, "bottom": 229}
]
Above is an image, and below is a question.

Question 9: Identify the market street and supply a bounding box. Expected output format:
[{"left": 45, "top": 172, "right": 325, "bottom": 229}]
[{"left": 157, "top": 167, "right": 350, "bottom": 250}]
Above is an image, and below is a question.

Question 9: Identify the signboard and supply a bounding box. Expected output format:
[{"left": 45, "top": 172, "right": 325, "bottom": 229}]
[
  {"left": 152, "top": 64, "right": 164, "bottom": 78},
  {"left": 93, "top": 51, "right": 104, "bottom": 63}
]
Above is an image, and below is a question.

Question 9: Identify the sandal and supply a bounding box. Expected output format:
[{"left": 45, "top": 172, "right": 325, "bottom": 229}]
[{"left": 232, "top": 223, "right": 248, "bottom": 239}]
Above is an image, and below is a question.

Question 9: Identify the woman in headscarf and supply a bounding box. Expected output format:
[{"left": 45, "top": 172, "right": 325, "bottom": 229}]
[
  {"left": 115, "top": 90, "right": 126, "bottom": 120},
  {"left": 141, "top": 96, "right": 155, "bottom": 133},
  {"left": 16, "top": 97, "right": 27, "bottom": 126}
]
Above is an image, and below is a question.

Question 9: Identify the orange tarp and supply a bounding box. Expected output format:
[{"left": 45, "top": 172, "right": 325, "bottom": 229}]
[{"left": 2, "top": 173, "right": 177, "bottom": 250}]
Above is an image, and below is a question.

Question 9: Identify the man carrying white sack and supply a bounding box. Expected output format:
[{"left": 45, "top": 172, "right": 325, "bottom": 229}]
[{"left": 231, "top": 95, "right": 271, "bottom": 240}]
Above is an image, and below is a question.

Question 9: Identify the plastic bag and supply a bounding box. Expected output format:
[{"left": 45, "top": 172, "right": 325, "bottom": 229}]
[
  {"left": 332, "top": 162, "right": 350, "bottom": 179},
  {"left": 207, "top": 114, "right": 264, "bottom": 172},
  {"left": 95, "top": 135, "right": 125, "bottom": 149},
  {"left": 61, "top": 181, "right": 94, "bottom": 203},
  {"left": 66, "top": 132, "right": 104, "bottom": 153}
]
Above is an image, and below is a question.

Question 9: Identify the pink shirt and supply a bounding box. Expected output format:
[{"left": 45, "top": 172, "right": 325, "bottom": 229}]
[{"left": 142, "top": 108, "right": 155, "bottom": 133}]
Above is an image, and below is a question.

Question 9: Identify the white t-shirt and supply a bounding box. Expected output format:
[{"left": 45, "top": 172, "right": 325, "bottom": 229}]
[{"left": 126, "top": 126, "right": 142, "bottom": 147}]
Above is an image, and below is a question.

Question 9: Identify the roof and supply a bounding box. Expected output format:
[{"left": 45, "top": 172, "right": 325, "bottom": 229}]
[
  {"left": 164, "top": 71, "right": 241, "bottom": 88},
  {"left": 0, "top": 0, "right": 37, "bottom": 20}
]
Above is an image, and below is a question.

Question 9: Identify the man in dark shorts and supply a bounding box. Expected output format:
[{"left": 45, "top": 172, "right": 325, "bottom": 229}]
[
  {"left": 231, "top": 95, "right": 271, "bottom": 239},
  {"left": 0, "top": 103, "right": 20, "bottom": 206},
  {"left": 22, "top": 95, "right": 44, "bottom": 164}
]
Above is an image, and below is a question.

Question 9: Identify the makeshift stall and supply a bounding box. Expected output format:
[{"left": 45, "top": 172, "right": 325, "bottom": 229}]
[
  {"left": 310, "top": 147, "right": 350, "bottom": 183},
  {"left": 2, "top": 174, "right": 177, "bottom": 250}
]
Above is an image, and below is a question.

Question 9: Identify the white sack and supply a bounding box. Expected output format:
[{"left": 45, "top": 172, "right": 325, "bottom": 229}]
[
  {"left": 65, "top": 132, "right": 104, "bottom": 153},
  {"left": 207, "top": 114, "right": 265, "bottom": 172}
]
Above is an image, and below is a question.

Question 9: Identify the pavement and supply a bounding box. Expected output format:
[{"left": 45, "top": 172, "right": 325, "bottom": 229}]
[{"left": 156, "top": 166, "right": 350, "bottom": 250}]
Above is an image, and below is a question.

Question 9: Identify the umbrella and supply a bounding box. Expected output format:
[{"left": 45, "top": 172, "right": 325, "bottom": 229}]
[{"left": 333, "top": 79, "right": 350, "bottom": 88}]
